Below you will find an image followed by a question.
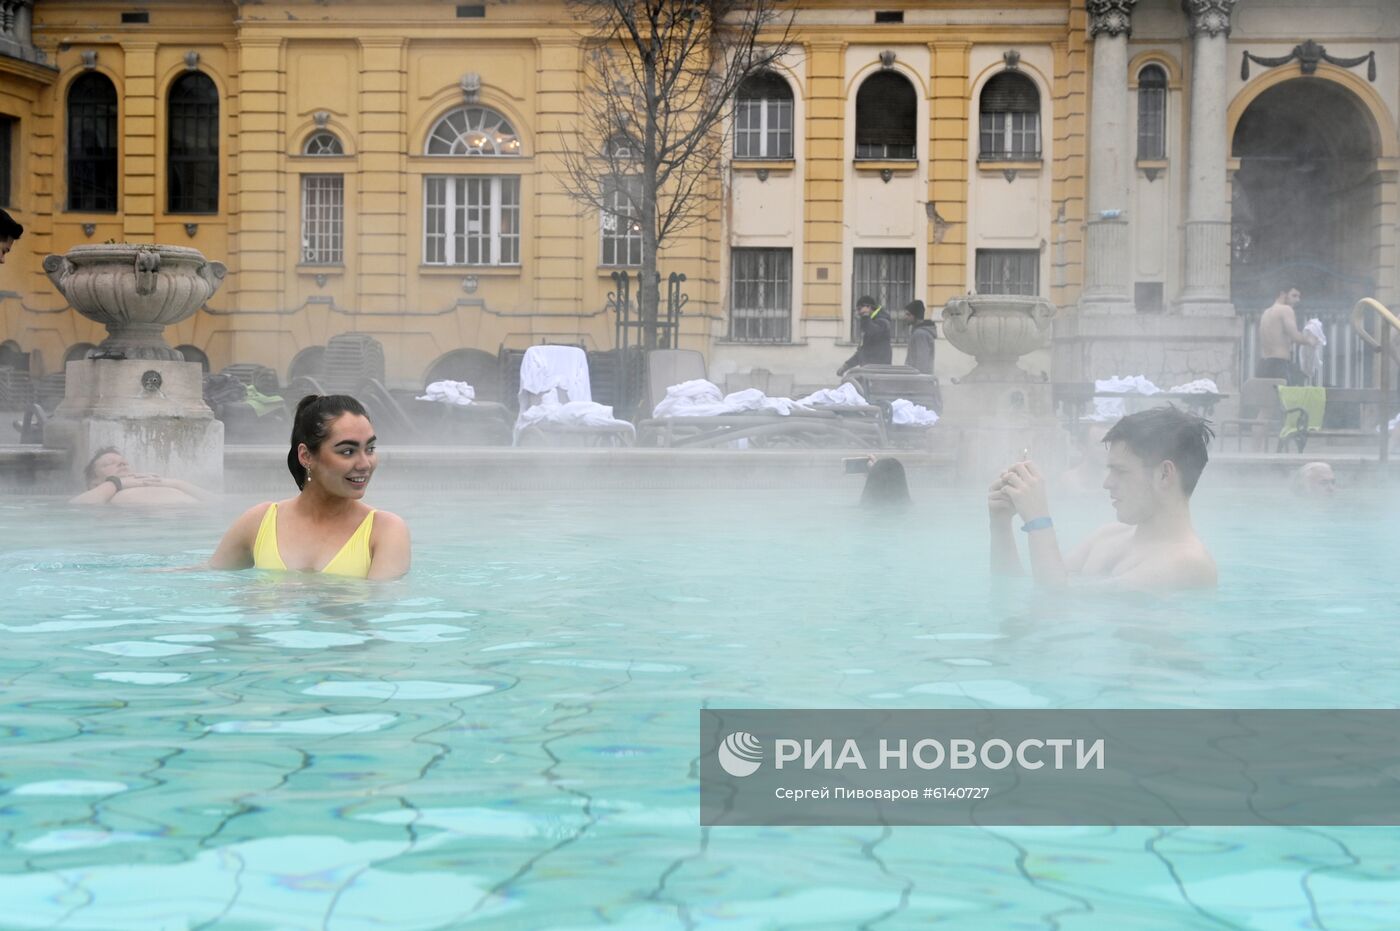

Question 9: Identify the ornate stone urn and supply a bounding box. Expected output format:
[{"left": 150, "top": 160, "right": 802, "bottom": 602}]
[
  {"left": 939, "top": 294, "right": 1064, "bottom": 483},
  {"left": 941, "top": 294, "right": 1056, "bottom": 382},
  {"left": 43, "top": 244, "right": 226, "bottom": 361},
  {"left": 43, "top": 244, "right": 226, "bottom": 489}
]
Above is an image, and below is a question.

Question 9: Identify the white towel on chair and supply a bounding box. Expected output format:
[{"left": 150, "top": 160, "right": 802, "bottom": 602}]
[
  {"left": 514, "top": 396, "right": 634, "bottom": 444},
  {"left": 1085, "top": 375, "right": 1161, "bottom": 422},
  {"left": 798, "top": 384, "right": 868, "bottom": 408},
  {"left": 1166, "top": 378, "right": 1219, "bottom": 394},
  {"left": 891, "top": 398, "right": 939, "bottom": 426},
  {"left": 518, "top": 345, "right": 592, "bottom": 406},
  {"left": 417, "top": 380, "right": 475, "bottom": 405},
  {"left": 652, "top": 379, "right": 802, "bottom": 417}
]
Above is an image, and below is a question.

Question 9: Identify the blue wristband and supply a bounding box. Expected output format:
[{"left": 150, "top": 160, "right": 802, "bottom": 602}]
[{"left": 1020, "top": 516, "right": 1053, "bottom": 533}]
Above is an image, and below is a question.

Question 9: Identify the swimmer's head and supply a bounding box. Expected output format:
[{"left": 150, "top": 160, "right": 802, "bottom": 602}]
[
  {"left": 288, "top": 395, "right": 375, "bottom": 496},
  {"left": 860, "top": 457, "right": 912, "bottom": 510},
  {"left": 83, "top": 447, "right": 128, "bottom": 487},
  {"left": 1101, "top": 406, "right": 1213, "bottom": 523},
  {"left": 1292, "top": 461, "right": 1336, "bottom": 498}
]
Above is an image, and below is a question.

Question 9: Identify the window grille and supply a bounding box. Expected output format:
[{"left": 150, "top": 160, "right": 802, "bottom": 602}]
[
  {"left": 301, "top": 174, "right": 343, "bottom": 264},
  {"left": 423, "top": 175, "right": 520, "bottom": 266},
  {"left": 730, "top": 248, "right": 792, "bottom": 342}
]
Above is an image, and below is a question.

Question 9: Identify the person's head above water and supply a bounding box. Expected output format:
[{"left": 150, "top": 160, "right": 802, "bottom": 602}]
[
  {"left": 1100, "top": 406, "right": 1213, "bottom": 524},
  {"left": 84, "top": 447, "right": 128, "bottom": 487},
  {"left": 1292, "top": 461, "right": 1336, "bottom": 498},
  {"left": 861, "top": 457, "right": 911, "bottom": 509},
  {"left": 287, "top": 394, "right": 376, "bottom": 496}
]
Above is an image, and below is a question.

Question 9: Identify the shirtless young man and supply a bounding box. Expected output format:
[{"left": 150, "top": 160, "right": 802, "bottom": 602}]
[
  {"left": 989, "top": 406, "right": 1217, "bottom": 591},
  {"left": 70, "top": 447, "right": 213, "bottom": 507},
  {"left": 1257, "top": 286, "right": 1318, "bottom": 386}
]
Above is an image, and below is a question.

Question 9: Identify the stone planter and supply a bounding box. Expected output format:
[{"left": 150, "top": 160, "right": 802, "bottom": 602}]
[
  {"left": 941, "top": 294, "right": 1056, "bottom": 382},
  {"left": 43, "top": 243, "right": 226, "bottom": 361}
]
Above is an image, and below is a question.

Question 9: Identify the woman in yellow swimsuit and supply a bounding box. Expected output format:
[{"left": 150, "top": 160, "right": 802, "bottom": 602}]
[{"left": 208, "top": 395, "right": 411, "bottom": 579}]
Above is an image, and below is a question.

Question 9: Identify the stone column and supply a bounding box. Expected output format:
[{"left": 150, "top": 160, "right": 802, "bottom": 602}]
[
  {"left": 1081, "top": 0, "right": 1136, "bottom": 314},
  {"left": 1178, "top": 0, "right": 1237, "bottom": 316}
]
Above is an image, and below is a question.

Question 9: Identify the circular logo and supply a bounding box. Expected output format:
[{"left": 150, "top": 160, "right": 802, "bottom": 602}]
[{"left": 717, "top": 731, "right": 763, "bottom": 777}]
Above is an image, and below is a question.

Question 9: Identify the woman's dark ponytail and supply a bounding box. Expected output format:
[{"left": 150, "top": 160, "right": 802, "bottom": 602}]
[{"left": 287, "top": 394, "right": 369, "bottom": 489}]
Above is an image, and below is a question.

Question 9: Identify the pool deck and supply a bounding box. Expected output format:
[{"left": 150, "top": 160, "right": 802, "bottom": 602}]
[{"left": 3, "top": 441, "right": 1399, "bottom": 494}]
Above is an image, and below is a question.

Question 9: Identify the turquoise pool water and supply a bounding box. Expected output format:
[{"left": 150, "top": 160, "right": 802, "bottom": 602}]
[{"left": 1, "top": 482, "right": 1398, "bottom": 929}]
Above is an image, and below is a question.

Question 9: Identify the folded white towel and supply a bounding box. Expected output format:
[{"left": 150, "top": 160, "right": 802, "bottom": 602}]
[
  {"left": 417, "top": 380, "right": 476, "bottom": 406},
  {"left": 891, "top": 398, "right": 939, "bottom": 426}
]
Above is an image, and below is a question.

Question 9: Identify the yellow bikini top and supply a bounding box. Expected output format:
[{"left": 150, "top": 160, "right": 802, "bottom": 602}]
[{"left": 252, "top": 502, "right": 376, "bottom": 578}]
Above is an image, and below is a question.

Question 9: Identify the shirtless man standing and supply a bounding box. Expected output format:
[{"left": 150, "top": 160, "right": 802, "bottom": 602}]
[
  {"left": 1257, "top": 286, "right": 1317, "bottom": 386},
  {"left": 989, "top": 406, "right": 1217, "bottom": 591}
]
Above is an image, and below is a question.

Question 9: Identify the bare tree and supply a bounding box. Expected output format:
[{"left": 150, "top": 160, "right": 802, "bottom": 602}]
[{"left": 560, "top": 0, "right": 793, "bottom": 348}]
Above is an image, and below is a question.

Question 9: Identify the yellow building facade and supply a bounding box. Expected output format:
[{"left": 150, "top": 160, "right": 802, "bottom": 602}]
[
  {"left": 2, "top": 0, "right": 1397, "bottom": 395},
  {"left": 0, "top": 0, "right": 1089, "bottom": 391}
]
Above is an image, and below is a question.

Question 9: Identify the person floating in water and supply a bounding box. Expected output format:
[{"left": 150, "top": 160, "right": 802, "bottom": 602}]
[
  {"left": 988, "top": 406, "right": 1217, "bottom": 591},
  {"left": 70, "top": 447, "right": 214, "bottom": 507},
  {"left": 208, "top": 395, "right": 411, "bottom": 579}
]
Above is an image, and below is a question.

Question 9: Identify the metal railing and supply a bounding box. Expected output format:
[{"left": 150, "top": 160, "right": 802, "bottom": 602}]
[{"left": 1350, "top": 298, "right": 1399, "bottom": 463}]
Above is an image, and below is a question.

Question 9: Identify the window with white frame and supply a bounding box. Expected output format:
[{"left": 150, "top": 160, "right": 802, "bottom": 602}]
[
  {"left": 1137, "top": 65, "right": 1167, "bottom": 161},
  {"left": 735, "top": 71, "right": 793, "bottom": 159},
  {"left": 423, "top": 175, "right": 520, "bottom": 266},
  {"left": 600, "top": 176, "right": 642, "bottom": 267},
  {"left": 426, "top": 106, "right": 522, "bottom": 156},
  {"left": 301, "top": 174, "right": 343, "bottom": 264},
  {"left": 730, "top": 248, "right": 792, "bottom": 342},
  {"left": 975, "top": 249, "right": 1039, "bottom": 296},
  {"left": 979, "top": 72, "right": 1040, "bottom": 161}
]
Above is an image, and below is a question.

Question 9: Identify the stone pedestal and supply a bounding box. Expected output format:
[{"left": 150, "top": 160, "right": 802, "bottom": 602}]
[
  {"left": 45, "top": 359, "right": 223, "bottom": 488},
  {"left": 942, "top": 379, "right": 1068, "bottom": 484},
  {"left": 1052, "top": 312, "right": 1242, "bottom": 394}
]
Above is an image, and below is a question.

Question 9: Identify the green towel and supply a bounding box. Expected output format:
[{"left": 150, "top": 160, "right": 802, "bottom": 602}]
[
  {"left": 1278, "top": 386, "right": 1325, "bottom": 438},
  {"left": 244, "top": 386, "right": 285, "bottom": 417}
]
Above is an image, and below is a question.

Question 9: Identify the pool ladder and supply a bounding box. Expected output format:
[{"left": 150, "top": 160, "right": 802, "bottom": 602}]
[{"left": 1350, "top": 298, "right": 1400, "bottom": 463}]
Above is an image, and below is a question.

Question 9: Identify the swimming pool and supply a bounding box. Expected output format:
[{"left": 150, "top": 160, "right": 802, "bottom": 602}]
[{"left": 1, "top": 482, "right": 1398, "bottom": 929}]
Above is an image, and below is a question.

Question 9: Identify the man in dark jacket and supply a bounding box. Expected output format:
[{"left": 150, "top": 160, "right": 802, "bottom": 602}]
[
  {"left": 837, "top": 295, "right": 892, "bottom": 376},
  {"left": 903, "top": 299, "right": 936, "bottom": 375}
]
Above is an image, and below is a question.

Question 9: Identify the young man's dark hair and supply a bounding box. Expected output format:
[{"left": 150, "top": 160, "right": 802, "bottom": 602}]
[
  {"left": 1101, "top": 405, "right": 1215, "bottom": 495},
  {"left": 0, "top": 208, "right": 24, "bottom": 241},
  {"left": 903, "top": 299, "right": 925, "bottom": 321}
]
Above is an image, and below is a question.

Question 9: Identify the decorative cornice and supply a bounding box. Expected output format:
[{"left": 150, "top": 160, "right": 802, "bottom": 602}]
[
  {"left": 1182, "top": 0, "right": 1238, "bottom": 39},
  {"left": 1087, "top": 0, "right": 1136, "bottom": 40}
]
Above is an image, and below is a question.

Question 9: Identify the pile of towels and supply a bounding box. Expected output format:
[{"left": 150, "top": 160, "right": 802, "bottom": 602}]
[
  {"left": 650, "top": 379, "right": 939, "bottom": 426},
  {"left": 1085, "top": 375, "right": 1220, "bottom": 422}
]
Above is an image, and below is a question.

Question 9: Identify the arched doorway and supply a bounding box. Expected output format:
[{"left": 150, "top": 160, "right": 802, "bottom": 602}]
[
  {"left": 1231, "top": 78, "right": 1379, "bottom": 313},
  {"left": 1231, "top": 78, "right": 1386, "bottom": 390}
]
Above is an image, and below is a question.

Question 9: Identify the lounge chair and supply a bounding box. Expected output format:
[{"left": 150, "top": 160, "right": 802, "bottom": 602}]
[
  {"left": 513, "top": 345, "right": 635, "bottom": 447},
  {"left": 400, "top": 348, "right": 512, "bottom": 445},
  {"left": 637, "top": 349, "right": 884, "bottom": 449}
]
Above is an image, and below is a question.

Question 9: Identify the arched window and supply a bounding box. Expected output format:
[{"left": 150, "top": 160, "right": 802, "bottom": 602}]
[
  {"left": 735, "top": 71, "right": 793, "bottom": 159},
  {"left": 1137, "top": 65, "right": 1168, "bottom": 161},
  {"left": 167, "top": 72, "right": 219, "bottom": 213},
  {"left": 67, "top": 73, "right": 118, "bottom": 212},
  {"left": 425, "top": 106, "right": 521, "bottom": 156},
  {"left": 855, "top": 71, "right": 916, "bottom": 160},
  {"left": 979, "top": 72, "right": 1040, "bottom": 161},
  {"left": 304, "top": 131, "right": 344, "bottom": 156}
]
